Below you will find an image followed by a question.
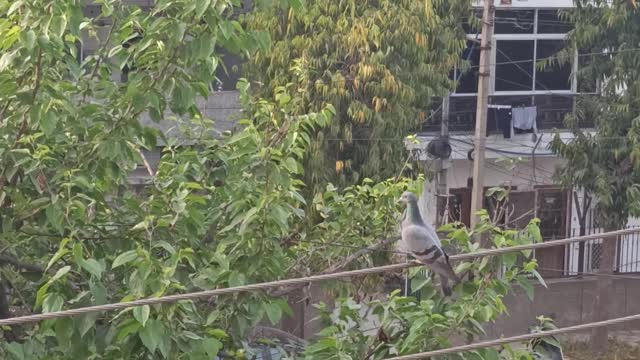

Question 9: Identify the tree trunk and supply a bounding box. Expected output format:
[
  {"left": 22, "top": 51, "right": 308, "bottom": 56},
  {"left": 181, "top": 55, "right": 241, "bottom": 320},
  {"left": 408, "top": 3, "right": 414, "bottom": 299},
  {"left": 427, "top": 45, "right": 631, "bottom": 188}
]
[
  {"left": 590, "top": 225, "right": 617, "bottom": 355},
  {"left": 574, "top": 191, "right": 591, "bottom": 273}
]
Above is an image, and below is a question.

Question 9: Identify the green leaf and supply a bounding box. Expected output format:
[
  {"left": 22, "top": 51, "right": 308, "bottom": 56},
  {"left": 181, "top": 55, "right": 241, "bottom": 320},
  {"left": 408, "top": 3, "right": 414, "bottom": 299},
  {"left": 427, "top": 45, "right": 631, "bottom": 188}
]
[
  {"left": 47, "top": 237, "right": 71, "bottom": 270},
  {"left": 112, "top": 250, "right": 138, "bottom": 269},
  {"left": 4, "top": 342, "right": 25, "bottom": 360},
  {"left": 207, "top": 328, "right": 228, "bottom": 339},
  {"left": 40, "top": 110, "right": 58, "bottom": 137},
  {"left": 195, "top": 0, "right": 212, "bottom": 17},
  {"left": 42, "top": 293, "right": 64, "bottom": 313},
  {"left": 201, "top": 337, "right": 222, "bottom": 357},
  {"left": 285, "top": 157, "right": 299, "bottom": 174},
  {"left": 76, "top": 314, "right": 97, "bottom": 338},
  {"left": 81, "top": 258, "right": 104, "bottom": 279},
  {"left": 7, "top": 1, "right": 24, "bottom": 15},
  {"left": 264, "top": 303, "right": 282, "bottom": 325},
  {"left": 50, "top": 14, "right": 68, "bottom": 37},
  {"left": 455, "top": 262, "right": 473, "bottom": 274},
  {"left": 516, "top": 276, "right": 535, "bottom": 301},
  {"left": 117, "top": 320, "right": 141, "bottom": 342},
  {"left": 477, "top": 348, "right": 500, "bottom": 360},
  {"left": 134, "top": 305, "right": 150, "bottom": 327},
  {"left": 238, "top": 207, "right": 259, "bottom": 234},
  {"left": 205, "top": 311, "right": 220, "bottom": 326},
  {"left": 228, "top": 272, "right": 246, "bottom": 287},
  {"left": 410, "top": 276, "right": 431, "bottom": 293},
  {"left": 528, "top": 222, "right": 542, "bottom": 243},
  {"left": 531, "top": 270, "right": 547, "bottom": 288},
  {"left": 170, "top": 79, "right": 194, "bottom": 114},
  {"left": 21, "top": 29, "right": 36, "bottom": 50},
  {"left": 45, "top": 204, "right": 64, "bottom": 234},
  {"left": 288, "top": 0, "right": 304, "bottom": 10},
  {"left": 89, "top": 278, "right": 107, "bottom": 305},
  {"left": 36, "top": 266, "right": 71, "bottom": 307},
  {"left": 139, "top": 319, "right": 165, "bottom": 354}
]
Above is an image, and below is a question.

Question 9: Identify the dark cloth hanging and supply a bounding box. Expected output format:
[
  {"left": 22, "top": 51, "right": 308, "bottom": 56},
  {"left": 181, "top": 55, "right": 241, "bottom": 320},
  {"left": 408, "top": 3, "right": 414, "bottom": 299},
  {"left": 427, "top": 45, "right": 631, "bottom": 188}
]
[
  {"left": 497, "top": 108, "right": 512, "bottom": 138},
  {"left": 486, "top": 108, "right": 499, "bottom": 136},
  {"left": 487, "top": 107, "right": 512, "bottom": 138}
]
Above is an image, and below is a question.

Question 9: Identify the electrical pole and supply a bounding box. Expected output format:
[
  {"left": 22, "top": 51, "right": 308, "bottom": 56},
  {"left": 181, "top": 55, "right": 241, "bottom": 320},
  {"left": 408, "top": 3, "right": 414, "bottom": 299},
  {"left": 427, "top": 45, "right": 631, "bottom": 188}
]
[
  {"left": 436, "top": 96, "right": 450, "bottom": 226},
  {"left": 469, "top": 0, "right": 495, "bottom": 229}
]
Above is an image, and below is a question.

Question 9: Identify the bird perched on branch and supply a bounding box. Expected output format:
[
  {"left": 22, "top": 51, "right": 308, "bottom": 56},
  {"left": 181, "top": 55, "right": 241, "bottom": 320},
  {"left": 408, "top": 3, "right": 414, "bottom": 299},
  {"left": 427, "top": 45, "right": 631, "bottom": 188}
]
[{"left": 399, "top": 191, "right": 460, "bottom": 296}]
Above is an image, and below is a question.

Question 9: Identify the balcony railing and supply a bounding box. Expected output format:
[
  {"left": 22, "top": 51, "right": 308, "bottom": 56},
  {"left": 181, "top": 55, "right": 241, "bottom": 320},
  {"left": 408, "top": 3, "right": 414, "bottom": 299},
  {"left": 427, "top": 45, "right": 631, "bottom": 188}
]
[{"left": 422, "top": 94, "right": 594, "bottom": 133}]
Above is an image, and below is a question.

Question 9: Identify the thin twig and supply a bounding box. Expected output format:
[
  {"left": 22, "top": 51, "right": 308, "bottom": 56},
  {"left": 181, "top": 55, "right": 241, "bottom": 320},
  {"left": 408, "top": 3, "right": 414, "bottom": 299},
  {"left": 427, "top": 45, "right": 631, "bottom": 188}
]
[
  {"left": 135, "top": 148, "right": 155, "bottom": 177},
  {"left": 271, "top": 236, "right": 400, "bottom": 298},
  {"left": 82, "top": 20, "right": 116, "bottom": 104},
  {"left": 14, "top": 48, "right": 43, "bottom": 145},
  {"left": 0, "top": 255, "right": 44, "bottom": 273}
]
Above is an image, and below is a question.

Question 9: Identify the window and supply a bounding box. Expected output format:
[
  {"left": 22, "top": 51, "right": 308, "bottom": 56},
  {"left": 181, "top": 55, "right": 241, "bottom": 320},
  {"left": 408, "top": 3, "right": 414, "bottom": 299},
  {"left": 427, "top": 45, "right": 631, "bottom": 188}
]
[
  {"left": 456, "top": 41, "right": 481, "bottom": 93},
  {"left": 535, "top": 95, "right": 574, "bottom": 129},
  {"left": 537, "top": 10, "right": 572, "bottom": 34},
  {"left": 448, "top": 97, "right": 477, "bottom": 131},
  {"left": 214, "top": 49, "right": 243, "bottom": 91},
  {"left": 453, "top": 8, "right": 576, "bottom": 96},
  {"left": 494, "top": 10, "right": 535, "bottom": 34},
  {"left": 535, "top": 40, "right": 571, "bottom": 91},
  {"left": 495, "top": 40, "right": 535, "bottom": 92},
  {"left": 537, "top": 189, "right": 568, "bottom": 240}
]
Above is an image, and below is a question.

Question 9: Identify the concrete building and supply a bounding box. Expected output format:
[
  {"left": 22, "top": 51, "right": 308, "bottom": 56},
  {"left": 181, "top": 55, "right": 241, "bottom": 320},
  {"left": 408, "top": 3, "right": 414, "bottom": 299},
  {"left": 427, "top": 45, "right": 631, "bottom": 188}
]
[{"left": 409, "top": 0, "right": 640, "bottom": 281}]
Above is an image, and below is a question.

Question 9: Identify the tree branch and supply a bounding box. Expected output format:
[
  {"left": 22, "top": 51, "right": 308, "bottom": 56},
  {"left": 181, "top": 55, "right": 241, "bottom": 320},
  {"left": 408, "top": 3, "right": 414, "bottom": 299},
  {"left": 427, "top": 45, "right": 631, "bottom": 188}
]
[
  {"left": 0, "top": 255, "right": 44, "bottom": 273},
  {"left": 14, "top": 48, "right": 43, "bottom": 145},
  {"left": 248, "top": 325, "right": 308, "bottom": 346},
  {"left": 136, "top": 148, "right": 155, "bottom": 177},
  {"left": 82, "top": 20, "right": 116, "bottom": 104},
  {"left": 270, "top": 236, "right": 399, "bottom": 297},
  {"left": 0, "top": 278, "right": 10, "bottom": 319}
]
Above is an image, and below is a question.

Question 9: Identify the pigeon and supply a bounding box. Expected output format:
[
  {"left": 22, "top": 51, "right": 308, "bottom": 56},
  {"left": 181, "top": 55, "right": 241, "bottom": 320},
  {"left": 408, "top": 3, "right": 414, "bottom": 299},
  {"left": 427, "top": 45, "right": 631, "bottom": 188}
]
[{"left": 399, "top": 191, "right": 460, "bottom": 296}]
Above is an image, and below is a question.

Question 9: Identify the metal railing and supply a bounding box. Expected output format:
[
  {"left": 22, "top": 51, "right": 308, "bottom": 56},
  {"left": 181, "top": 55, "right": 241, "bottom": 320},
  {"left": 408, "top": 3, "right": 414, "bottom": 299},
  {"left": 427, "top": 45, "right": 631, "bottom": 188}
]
[{"left": 565, "top": 225, "right": 640, "bottom": 275}]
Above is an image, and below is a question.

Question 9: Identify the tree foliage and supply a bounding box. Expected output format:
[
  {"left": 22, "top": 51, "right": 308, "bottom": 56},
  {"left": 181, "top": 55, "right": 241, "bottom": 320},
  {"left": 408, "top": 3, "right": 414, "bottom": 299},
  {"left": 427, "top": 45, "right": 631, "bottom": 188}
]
[
  {"left": 551, "top": 0, "right": 640, "bottom": 230},
  {"left": 0, "top": 0, "right": 551, "bottom": 359},
  {"left": 242, "top": 0, "right": 469, "bottom": 191},
  {"left": 304, "top": 214, "right": 548, "bottom": 360}
]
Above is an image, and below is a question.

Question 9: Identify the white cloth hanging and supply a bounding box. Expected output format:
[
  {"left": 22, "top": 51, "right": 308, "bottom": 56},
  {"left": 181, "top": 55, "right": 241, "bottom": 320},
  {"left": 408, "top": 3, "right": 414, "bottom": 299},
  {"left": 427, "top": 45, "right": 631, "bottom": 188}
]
[{"left": 512, "top": 106, "right": 537, "bottom": 130}]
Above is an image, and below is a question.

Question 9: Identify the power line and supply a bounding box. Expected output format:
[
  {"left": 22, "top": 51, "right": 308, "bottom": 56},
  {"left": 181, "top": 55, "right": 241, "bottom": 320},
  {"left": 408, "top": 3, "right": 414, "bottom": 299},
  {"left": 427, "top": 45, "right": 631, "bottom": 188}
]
[
  {"left": 461, "top": 47, "right": 640, "bottom": 70},
  {"left": 450, "top": 137, "right": 556, "bottom": 156},
  {"left": 385, "top": 312, "right": 640, "bottom": 360},
  {"left": 0, "top": 228, "right": 638, "bottom": 327}
]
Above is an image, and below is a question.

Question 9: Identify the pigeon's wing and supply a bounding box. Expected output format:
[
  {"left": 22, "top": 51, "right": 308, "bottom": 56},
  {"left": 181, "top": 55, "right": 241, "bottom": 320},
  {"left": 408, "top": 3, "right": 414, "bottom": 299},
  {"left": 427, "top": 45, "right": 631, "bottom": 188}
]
[
  {"left": 401, "top": 225, "right": 439, "bottom": 254},
  {"left": 421, "top": 222, "right": 442, "bottom": 248}
]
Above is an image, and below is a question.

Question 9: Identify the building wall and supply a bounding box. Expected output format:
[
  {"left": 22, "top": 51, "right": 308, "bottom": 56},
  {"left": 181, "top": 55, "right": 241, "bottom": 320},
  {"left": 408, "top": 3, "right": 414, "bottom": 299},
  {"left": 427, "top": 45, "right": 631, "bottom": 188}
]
[
  {"left": 485, "top": 276, "right": 640, "bottom": 339},
  {"left": 446, "top": 157, "right": 563, "bottom": 191}
]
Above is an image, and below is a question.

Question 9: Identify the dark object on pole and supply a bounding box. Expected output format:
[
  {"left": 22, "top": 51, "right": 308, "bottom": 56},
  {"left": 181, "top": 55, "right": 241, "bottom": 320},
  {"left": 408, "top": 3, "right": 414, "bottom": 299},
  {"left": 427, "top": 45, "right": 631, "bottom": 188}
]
[{"left": 426, "top": 137, "right": 452, "bottom": 159}]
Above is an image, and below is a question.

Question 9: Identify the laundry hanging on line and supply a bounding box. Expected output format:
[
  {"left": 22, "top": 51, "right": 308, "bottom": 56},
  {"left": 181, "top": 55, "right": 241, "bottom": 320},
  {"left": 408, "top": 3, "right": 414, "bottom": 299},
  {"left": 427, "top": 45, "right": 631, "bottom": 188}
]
[
  {"left": 487, "top": 105, "right": 512, "bottom": 139},
  {"left": 512, "top": 106, "right": 537, "bottom": 131}
]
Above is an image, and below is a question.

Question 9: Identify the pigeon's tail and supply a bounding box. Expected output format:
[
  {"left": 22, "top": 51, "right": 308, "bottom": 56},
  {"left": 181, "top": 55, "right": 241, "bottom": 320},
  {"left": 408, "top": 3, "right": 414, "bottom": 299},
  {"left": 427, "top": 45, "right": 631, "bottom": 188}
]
[
  {"left": 430, "top": 258, "right": 460, "bottom": 296},
  {"left": 440, "top": 276, "right": 453, "bottom": 297}
]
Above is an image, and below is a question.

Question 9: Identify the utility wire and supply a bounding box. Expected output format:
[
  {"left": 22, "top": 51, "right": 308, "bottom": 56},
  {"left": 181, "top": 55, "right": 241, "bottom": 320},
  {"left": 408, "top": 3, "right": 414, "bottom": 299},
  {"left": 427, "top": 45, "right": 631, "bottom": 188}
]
[
  {"left": 462, "top": 47, "right": 640, "bottom": 70},
  {"left": 385, "top": 312, "right": 640, "bottom": 360},
  {"left": 0, "top": 228, "right": 638, "bottom": 327}
]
